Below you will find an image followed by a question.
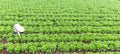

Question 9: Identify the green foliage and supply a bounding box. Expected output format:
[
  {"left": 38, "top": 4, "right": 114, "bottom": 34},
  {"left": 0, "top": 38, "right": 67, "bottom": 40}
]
[{"left": 0, "top": 0, "right": 120, "bottom": 53}]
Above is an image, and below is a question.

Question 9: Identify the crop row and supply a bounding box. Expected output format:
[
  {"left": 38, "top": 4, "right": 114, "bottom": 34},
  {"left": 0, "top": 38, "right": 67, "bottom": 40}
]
[
  {"left": 7, "top": 33, "right": 120, "bottom": 43},
  {"left": 1, "top": 26, "right": 120, "bottom": 34},
  {"left": 1, "top": 20, "right": 120, "bottom": 26},
  {"left": 55, "top": 21, "right": 120, "bottom": 26},
  {"left": 1, "top": 15, "right": 120, "bottom": 21},
  {"left": 2, "top": 13, "right": 119, "bottom": 17},
  {"left": 0, "top": 33, "right": 119, "bottom": 38},
  {"left": 0, "top": 20, "right": 54, "bottom": 26},
  {"left": 0, "top": 41, "right": 120, "bottom": 53}
]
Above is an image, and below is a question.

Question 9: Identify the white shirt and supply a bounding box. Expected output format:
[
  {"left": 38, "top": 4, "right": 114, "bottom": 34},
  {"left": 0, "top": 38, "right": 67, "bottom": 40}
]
[{"left": 14, "top": 24, "right": 24, "bottom": 33}]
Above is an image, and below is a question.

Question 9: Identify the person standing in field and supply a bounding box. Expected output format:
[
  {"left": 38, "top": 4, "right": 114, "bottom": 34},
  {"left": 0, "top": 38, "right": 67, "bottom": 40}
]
[{"left": 14, "top": 23, "right": 25, "bottom": 37}]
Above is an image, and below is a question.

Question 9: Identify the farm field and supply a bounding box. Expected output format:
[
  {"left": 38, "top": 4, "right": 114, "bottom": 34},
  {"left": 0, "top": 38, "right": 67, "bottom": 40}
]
[{"left": 0, "top": 0, "right": 120, "bottom": 54}]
